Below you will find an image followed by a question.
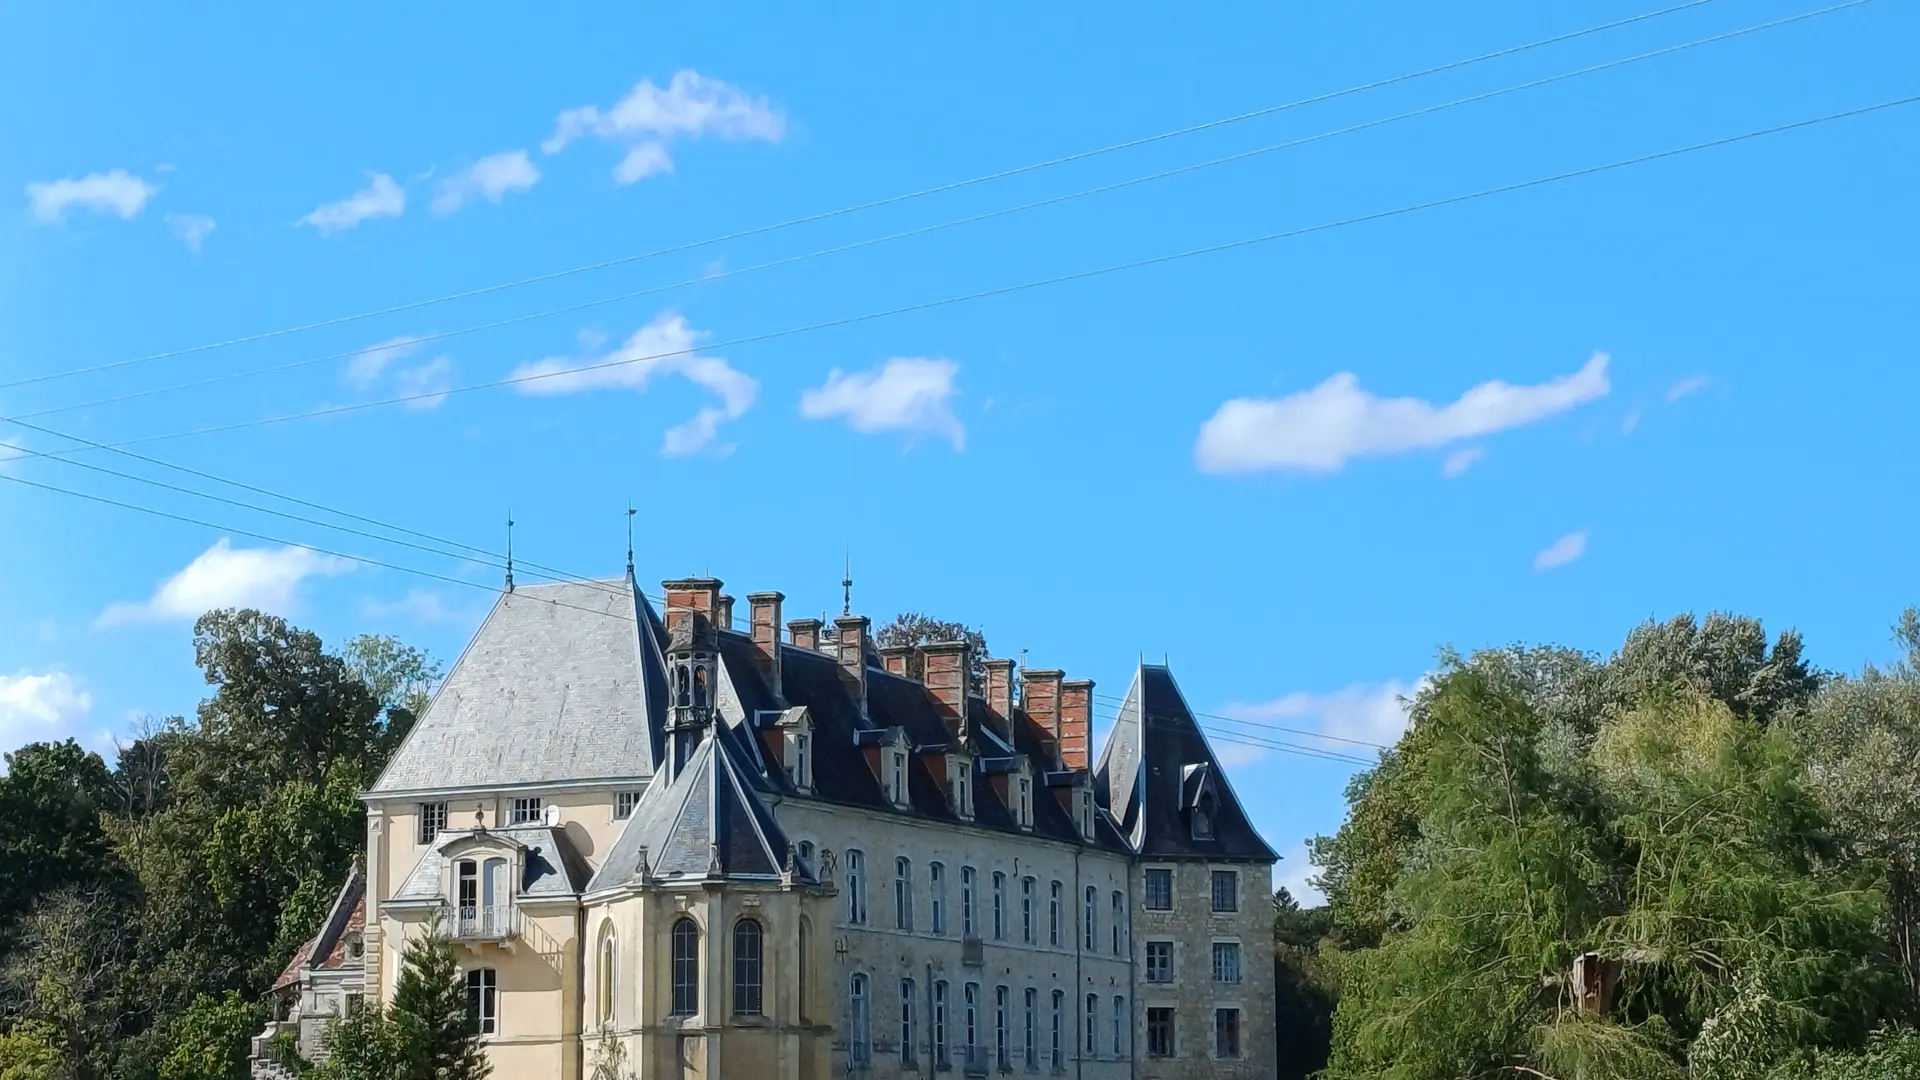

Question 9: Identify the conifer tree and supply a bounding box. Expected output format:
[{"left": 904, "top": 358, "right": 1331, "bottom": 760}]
[{"left": 390, "top": 914, "right": 490, "bottom": 1080}]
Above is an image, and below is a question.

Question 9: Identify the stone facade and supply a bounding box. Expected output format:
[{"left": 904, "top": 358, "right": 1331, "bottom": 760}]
[{"left": 305, "top": 571, "right": 1280, "bottom": 1079}]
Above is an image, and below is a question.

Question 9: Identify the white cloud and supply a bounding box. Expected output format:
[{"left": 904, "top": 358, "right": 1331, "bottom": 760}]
[
  {"left": 395, "top": 356, "right": 454, "bottom": 410},
  {"left": 543, "top": 70, "right": 785, "bottom": 184},
  {"left": 1620, "top": 408, "right": 1643, "bottom": 435},
  {"left": 165, "top": 213, "right": 216, "bottom": 253},
  {"left": 1533, "top": 530, "right": 1588, "bottom": 572},
  {"left": 0, "top": 437, "right": 26, "bottom": 472},
  {"left": 430, "top": 150, "right": 541, "bottom": 215},
  {"left": 299, "top": 172, "right": 406, "bottom": 234},
  {"left": 1273, "top": 843, "right": 1325, "bottom": 907},
  {"left": 799, "top": 357, "right": 965, "bottom": 450},
  {"left": 1224, "top": 679, "right": 1422, "bottom": 749},
  {"left": 98, "top": 539, "right": 353, "bottom": 626},
  {"left": 346, "top": 335, "right": 424, "bottom": 388},
  {"left": 510, "top": 313, "right": 758, "bottom": 456},
  {"left": 0, "top": 671, "right": 93, "bottom": 748},
  {"left": 1667, "top": 375, "right": 1709, "bottom": 403},
  {"left": 1213, "top": 740, "right": 1271, "bottom": 769},
  {"left": 26, "top": 169, "right": 157, "bottom": 222},
  {"left": 1440, "top": 446, "right": 1485, "bottom": 478},
  {"left": 1195, "top": 352, "right": 1610, "bottom": 474}
]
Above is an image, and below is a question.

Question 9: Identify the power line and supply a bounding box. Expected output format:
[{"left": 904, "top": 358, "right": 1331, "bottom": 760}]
[
  {"left": 10, "top": 0, "right": 1865, "bottom": 425},
  {"left": 1092, "top": 705, "right": 1377, "bottom": 767},
  {"left": 22, "top": 91, "right": 1914, "bottom": 453},
  {"left": 0, "top": 0, "right": 1730, "bottom": 393},
  {"left": 1093, "top": 691, "right": 1396, "bottom": 750}
]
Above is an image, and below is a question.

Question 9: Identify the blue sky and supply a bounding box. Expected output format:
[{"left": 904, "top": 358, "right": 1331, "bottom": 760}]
[{"left": 3, "top": 0, "right": 1917, "bottom": 900}]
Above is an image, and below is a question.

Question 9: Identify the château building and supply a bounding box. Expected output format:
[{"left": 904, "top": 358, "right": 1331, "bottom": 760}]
[{"left": 269, "top": 569, "right": 1279, "bottom": 1079}]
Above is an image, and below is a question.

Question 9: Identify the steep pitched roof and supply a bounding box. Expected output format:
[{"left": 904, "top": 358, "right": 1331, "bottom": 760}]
[
  {"left": 273, "top": 865, "right": 366, "bottom": 993},
  {"left": 1094, "top": 664, "right": 1276, "bottom": 862},
  {"left": 391, "top": 825, "right": 593, "bottom": 902},
  {"left": 370, "top": 577, "right": 670, "bottom": 794},
  {"left": 590, "top": 724, "right": 804, "bottom": 891}
]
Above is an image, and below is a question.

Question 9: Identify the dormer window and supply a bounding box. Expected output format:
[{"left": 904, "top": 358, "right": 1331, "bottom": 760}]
[
  {"left": 1016, "top": 775, "right": 1033, "bottom": 830},
  {"left": 889, "top": 751, "right": 909, "bottom": 808},
  {"left": 948, "top": 755, "right": 974, "bottom": 820},
  {"left": 451, "top": 853, "right": 514, "bottom": 939},
  {"left": 1077, "top": 789, "right": 1095, "bottom": 839},
  {"left": 1193, "top": 793, "right": 1217, "bottom": 841},
  {"left": 792, "top": 733, "right": 812, "bottom": 790}
]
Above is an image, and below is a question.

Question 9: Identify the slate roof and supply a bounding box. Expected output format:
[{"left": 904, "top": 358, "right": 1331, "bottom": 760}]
[
  {"left": 1093, "top": 664, "right": 1277, "bottom": 862},
  {"left": 273, "top": 865, "right": 366, "bottom": 993},
  {"left": 391, "top": 825, "right": 593, "bottom": 902},
  {"left": 588, "top": 724, "right": 805, "bottom": 891},
  {"left": 370, "top": 577, "right": 670, "bottom": 794}
]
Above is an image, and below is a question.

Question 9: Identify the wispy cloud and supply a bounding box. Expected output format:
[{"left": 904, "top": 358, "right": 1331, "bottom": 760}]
[
  {"left": 1620, "top": 408, "right": 1643, "bottom": 435},
  {"left": 165, "top": 213, "right": 216, "bottom": 253},
  {"left": 1440, "top": 446, "right": 1485, "bottom": 478},
  {"left": 1666, "top": 375, "right": 1709, "bottom": 403},
  {"left": 344, "top": 335, "right": 452, "bottom": 409},
  {"left": 799, "top": 357, "right": 965, "bottom": 450},
  {"left": 363, "top": 589, "right": 459, "bottom": 624},
  {"left": 1195, "top": 352, "right": 1610, "bottom": 475},
  {"left": 395, "top": 356, "right": 454, "bottom": 410},
  {"left": 1533, "top": 530, "right": 1588, "bottom": 572},
  {"left": 346, "top": 335, "right": 424, "bottom": 388},
  {"left": 430, "top": 150, "right": 541, "bottom": 215},
  {"left": 543, "top": 71, "right": 785, "bottom": 184},
  {"left": 299, "top": 172, "right": 406, "bottom": 234},
  {"left": 26, "top": 169, "right": 158, "bottom": 222},
  {"left": 509, "top": 313, "right": 758, "bottom": 456},
  {"left": 98, "top": 539, "right": 352, "bottom": 626},
  {"left": 0, "top": 671, "right": 93, "bottom": 750},
  {"left": 1223, "top": 679, "right": 1422, "bottom": 751}
]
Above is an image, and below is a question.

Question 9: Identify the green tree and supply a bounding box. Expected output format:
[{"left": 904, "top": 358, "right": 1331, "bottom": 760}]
[
  {"left": 1272, "top": 888, "right": 1336, "bottom": 1080},
  {"left": 0, "top": 1020, "right": 61, "bottom": 1080},
  {"left": 390, "top": 916, "right": 489, "bottom": 1080},
  {"left": 0, "top": 740, "right": 118, "bottom": 931},
  {"left": 158, "top": 991, "right": 262, "bottom": 1080},
  {"left": 305, "top": 1004, "right": 401, "bottom": 1080},
  {"left": 875, "top": 612, "right": 990, "bottom": 691}
]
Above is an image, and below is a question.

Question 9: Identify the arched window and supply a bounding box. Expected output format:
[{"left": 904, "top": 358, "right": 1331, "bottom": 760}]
[
  {"left": 849, "top": 973, "right": 871, "bottom": 1065},
  {"left": 732, "top": 919, "right": 763, "bottom": 1016},
  {"left": 671, "top": 918, "right": 700, "bottom": 1016},
  {"left": 797, "top": 917, "right": 812, "bottom": 1021},
  {"left": 596, "top": 922, "right": 617, "bottom": 1026},
  {"left": 693, "top": 663, "right": 709, "bottom": 707},
  {"left": 675, "top": 666, "right": 691, "bottom": 708}
]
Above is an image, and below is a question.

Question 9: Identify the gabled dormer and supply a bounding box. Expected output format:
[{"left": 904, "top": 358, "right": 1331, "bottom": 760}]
[
  {"left": 764, "top": 706, "right": 814, "bottom": 794},
  {"left": 439, "top": 829, "right": 527, "bottom": 941},
  {"left": 1046, "top": 767, "right": 1095, "bottom": 842},
  {"left": 1181, "top": 761, "right": 1220, "bottom": 842},
  {"left": 855, "top": 726, "right": 912, "bottom": 810},
  {"left": 948, "top": 748, "right": 976, "bottom": 821},
  {"left": 982, "top": 755, "right": 1036, "bottom": 832}
]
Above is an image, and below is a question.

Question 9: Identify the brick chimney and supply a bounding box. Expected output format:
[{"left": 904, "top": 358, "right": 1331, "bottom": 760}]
[
  {"left": 835, "top": 615, "right": 871, "bottom": 719},
  {"left": 662, "top": 578, "right": 721, "bottom": 632},
  {"left": 748, "top": 592, "right": 783, "bottom": 700},
  {"left": 1024, "top": 669, "right": 1063, "bottom": 752},
  {"left": 788, "top": 617, "right": 823, "bottom": 651},
  {"left": 1061, "top": 679, "right": 1094, "bottom": 771},
  {"left": 880, "top": 645, "right": 914, "bottom": 677},
  {"left": 922, "top": 641, "right": 970, "bottom": 741},
  {"left": 715, "top": 595, "right": 735, "bottom": 630},
  {"left": 984, "top": 658, "right": 1015, "bottom": 738}
]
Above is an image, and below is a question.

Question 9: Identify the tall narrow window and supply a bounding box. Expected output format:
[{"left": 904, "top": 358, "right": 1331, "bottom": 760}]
[
  {"left": 930, "top": 862, "right": 947, "bottom": 935},
  {"left": 1084, "top": 994, "right": 1097, "bottom": 1055},
  {"left": 1112, "top": 891, "right": 1124, "bottom": 955},
  {"left": 465, "top": 968, "right": 497, "bottom": 1035},
  {"left": 901, "top": 978, "right": 917, "bottom": 1066},
  {"left": 962, "top": 867, "right": 977, "bottom": 938},
  {"left": 671, "top": 918, "right": 699, "bottom": 1016},
  {"left": 1214, "top": 1008, "right": 1240, "bottom": 1059},
  {"left": 1023, "top": 987, "right": 1037, "bottom": 1072},
  {"left": 891, "top": 751, "right": 906, "bottom": 804},
  {"left": 418, "top": 802, "right": 447, "bottom": 844},
  {"left": 793, "top": 732, "right": 811, "bottom": 789},
  {"left": 1050, "top": 990, "right": 1064, "bottom": 1071},
  {"left": 596, "top": 924, "right": 616, "bottom": 1026},
  {"left": 1112, "top": 996, "right": 1125, "bottom": 1057},
  {"left": 996, "top": 985, "right": 1010, "bottom": 1068},
  {"left": 895, "top": 856, "right": 914, "bottom": 931},
  {"left": 1147, "top": 1008, "right": 1174, "bottom": 1057},
  {"left": 732, "top": 919, "right": 763, "bottom": 1016},
  {"left": 797, "top": 918, "right": 812, "bottom": 1021},
  {"left": 849, "top": 974, "right": 871, "bottom": 1065},
  {"left": 965, "top": 983, "right": 980, "bottom": 1062},
  {"left": 456, "top": 860, "right": 478, "bottom": 930},
  {"left": 992, "top": 871, "right": 1007, "bottom": 940},
  {"left": 1210, "top": 869, "right": 1239, "bottom": 913},
  {"left": 1048, "top": 881, "right": 1062, "bottom": 947},
  {"left": 1083, "top": 887, "right": 1097, "bottom": 951},
  {"left": 846, "top": 850, "right": 867, "bottom": 925},
  {"left": 934, "top": 980, "right": 950, "bottom": 1065},
  {"left": 1021, "top": 877, "right": 1035, "bottom": 944}
]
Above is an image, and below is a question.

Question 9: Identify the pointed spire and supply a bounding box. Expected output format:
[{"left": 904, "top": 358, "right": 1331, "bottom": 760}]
[
  {"left": 841, "top": 547, "right": 853, "bottom": 616},
  {"left": 625, "top": 503, "right": 637, "bottom": 579},
  {"left": 504, "top": 510, "right": 516, "bottom": 593}
]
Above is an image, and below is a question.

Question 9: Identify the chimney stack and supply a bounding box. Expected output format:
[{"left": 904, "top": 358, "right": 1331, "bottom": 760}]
[
  {"left": 922, "top": 641, "right": 971, "bottom": 741},
  {"left": 1060, "top": 679, "right": 1094, "bottom": 771},
  {"left": 984, "top": 658, "right": 1015, "bottom": 739},
  {"left": 661, "top": 578, "right": 722, "bottom": 633},
  {"left": 788, "top": 618, "right": 823, "bottom": 652},
  {"left": 715, "top": 595, "right": 735, "bottom": 630},
  {"left": 880, "top": 645, "right": 914, "bottom": 677},
  {"left": 834, "top": 615, "right": 871, "bottom": 719},
  {"left": 1024, "top": 669, "right": 1063, "bottom": 754},
  {"left": 748, "top": 592, "right": 784, "bottom": 700}
]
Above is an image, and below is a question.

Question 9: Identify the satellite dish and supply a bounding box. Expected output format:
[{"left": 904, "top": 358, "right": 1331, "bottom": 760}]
[{"left": 543, "top": 804, "right": 562, "bottom": 827}]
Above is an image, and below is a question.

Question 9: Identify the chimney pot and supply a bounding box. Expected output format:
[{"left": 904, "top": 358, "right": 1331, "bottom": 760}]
[
  {"left": 984, "top": 658, "right": 1015, "bottom": 738},
  {"left": 661, "top": 578, "right": 723, "bottom": 632},
  {"left": 1024, "top": 669, "right": 1064, "bottom": 763},
  {"left": 715, "top": 595, "right": 735, "bottom": 630},
  {"left": 1060, "top": 678, "right": 1095, "bottom": 771},
  {"left": 748, "top": 592, "right": 784, "bottom": 701},
  {"left": 921, "top": 641, "right": 971, "bottom": 740},
  {"left": 834, "top": 615, "right": 871, "bottom": 719},
  {"left": 880, "top": 645, "right": 915, "bottom": 678},
  {"left": 788, "top": 617, "right": 823, "bottom": 652}
]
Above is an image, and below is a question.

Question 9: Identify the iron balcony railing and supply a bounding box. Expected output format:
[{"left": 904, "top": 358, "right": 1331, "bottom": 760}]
[{"left": 450, "top": 903, "right": 518, "bottom": 940}]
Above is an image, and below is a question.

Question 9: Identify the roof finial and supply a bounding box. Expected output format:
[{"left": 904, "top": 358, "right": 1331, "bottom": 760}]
[
  {"left": 625, "top": 503, "right": 637, "bottom": 578},
  {"left": 504, "top": 510, "right": 515, "bottom": 593},
  {"left": 841, "top": 547, "right": 853, "bottom": 616}
]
